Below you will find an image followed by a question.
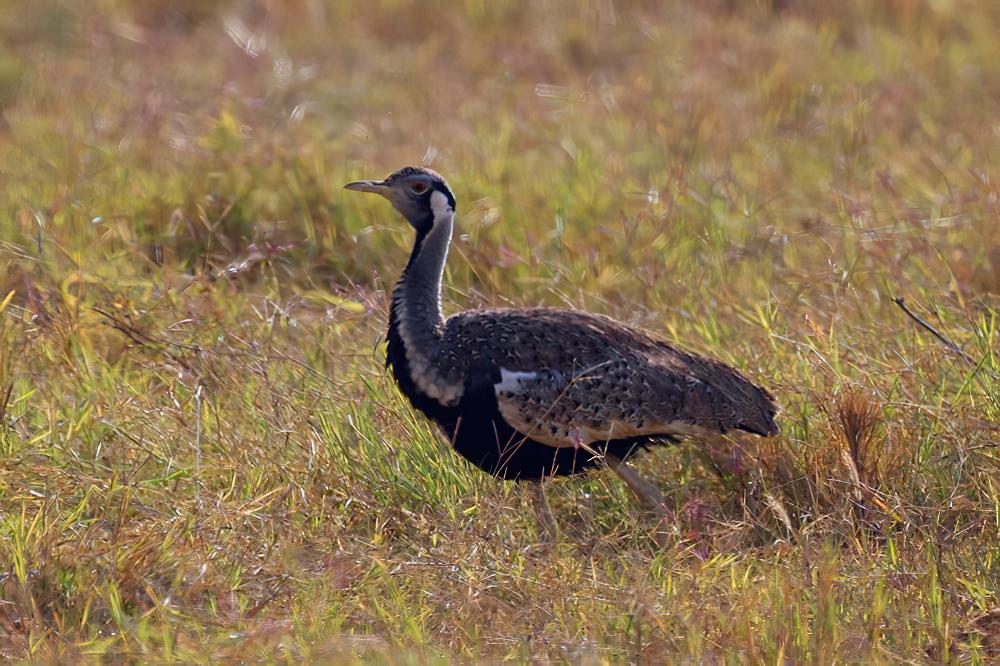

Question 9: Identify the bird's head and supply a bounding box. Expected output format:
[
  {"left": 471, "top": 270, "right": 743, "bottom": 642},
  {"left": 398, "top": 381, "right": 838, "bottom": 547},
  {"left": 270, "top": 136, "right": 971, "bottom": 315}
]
[{"left": 345, "top": 166, "right": 455, "bottom": 232}]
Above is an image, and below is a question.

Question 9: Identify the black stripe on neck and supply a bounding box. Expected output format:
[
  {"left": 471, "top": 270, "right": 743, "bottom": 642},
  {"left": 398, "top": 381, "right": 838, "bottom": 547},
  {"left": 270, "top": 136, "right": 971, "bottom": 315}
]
[{"left": 403, "top": 221, "right": 433, "bottom": 272}]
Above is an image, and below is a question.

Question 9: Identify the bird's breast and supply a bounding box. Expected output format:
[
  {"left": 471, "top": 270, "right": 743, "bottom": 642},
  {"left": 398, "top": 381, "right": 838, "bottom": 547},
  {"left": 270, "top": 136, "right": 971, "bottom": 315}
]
[{"left": 387, "top": 313, "right": 465, "bottom": 407}]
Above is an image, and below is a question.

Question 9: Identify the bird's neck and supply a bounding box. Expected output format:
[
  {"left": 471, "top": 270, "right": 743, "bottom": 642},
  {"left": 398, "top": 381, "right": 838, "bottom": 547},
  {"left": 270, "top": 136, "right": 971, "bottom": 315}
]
[{"left": 391, "top": 212, "right": 453, "bottom": 347}]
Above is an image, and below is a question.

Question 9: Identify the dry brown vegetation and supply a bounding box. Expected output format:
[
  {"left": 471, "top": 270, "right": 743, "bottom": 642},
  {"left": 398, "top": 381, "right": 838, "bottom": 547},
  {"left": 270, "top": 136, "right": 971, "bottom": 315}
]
[{"left": 0, "top": 0, "right": 998, "bottom": 661}]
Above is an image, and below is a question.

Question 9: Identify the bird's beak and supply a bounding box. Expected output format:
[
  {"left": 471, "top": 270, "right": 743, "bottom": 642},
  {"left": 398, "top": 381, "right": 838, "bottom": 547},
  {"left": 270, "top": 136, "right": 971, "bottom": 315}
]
[{"left": 344, "top": 179, "right": 391, "bottom": 196}]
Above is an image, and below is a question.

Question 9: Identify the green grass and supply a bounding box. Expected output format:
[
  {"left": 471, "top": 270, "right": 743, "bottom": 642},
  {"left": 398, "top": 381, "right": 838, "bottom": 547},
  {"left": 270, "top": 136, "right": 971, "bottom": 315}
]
[{"left": 1, "top": 0, "right": 999, "bottom": 661}]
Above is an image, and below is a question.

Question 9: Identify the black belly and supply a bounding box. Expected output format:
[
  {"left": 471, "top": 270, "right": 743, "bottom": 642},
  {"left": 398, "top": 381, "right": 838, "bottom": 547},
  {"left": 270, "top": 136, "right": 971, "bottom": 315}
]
[
  {"left": 388, "top": 365, "right": 648, "bottom": 479},
  {"left": 442, "top": 378, "right": 652, "bottom": 480},
  {"left": 385, "top": 324, "right": 650, "bottom": 480}
]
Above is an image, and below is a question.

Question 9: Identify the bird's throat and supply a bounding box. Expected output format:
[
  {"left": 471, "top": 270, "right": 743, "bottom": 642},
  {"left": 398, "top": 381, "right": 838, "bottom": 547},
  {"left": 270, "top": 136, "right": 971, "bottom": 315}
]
[
  {"left": 394, "top": 213, "right": 452, "bottom": 334},
  {"left": 388, "top": 213, "right": 463, "bottom": 404}
]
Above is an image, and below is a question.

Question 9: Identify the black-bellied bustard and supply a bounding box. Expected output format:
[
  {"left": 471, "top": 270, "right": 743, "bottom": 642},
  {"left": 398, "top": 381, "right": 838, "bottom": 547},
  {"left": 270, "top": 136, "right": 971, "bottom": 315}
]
[{"left": 346, "top": 166, "right": 778, "bottom": 531}]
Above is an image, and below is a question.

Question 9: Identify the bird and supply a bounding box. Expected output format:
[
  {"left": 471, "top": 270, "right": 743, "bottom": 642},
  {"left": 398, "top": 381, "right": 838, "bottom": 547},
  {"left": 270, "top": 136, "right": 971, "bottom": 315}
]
[{"left": 345, "top": 166, "right": 778, "bottom": 527}]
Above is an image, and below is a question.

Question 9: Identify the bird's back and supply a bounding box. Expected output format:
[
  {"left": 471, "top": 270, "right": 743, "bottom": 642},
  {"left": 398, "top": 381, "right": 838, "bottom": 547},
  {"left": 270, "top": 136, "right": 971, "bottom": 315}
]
[{"left": 441, "top": 307, "right": 778, "bottom": 442}]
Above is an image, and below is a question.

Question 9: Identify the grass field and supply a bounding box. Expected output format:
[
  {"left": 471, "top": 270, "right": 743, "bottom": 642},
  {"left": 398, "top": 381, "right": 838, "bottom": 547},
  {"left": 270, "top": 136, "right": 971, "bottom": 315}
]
[{"left": 1, "top": 0, "right": 998, "bottom": 661}]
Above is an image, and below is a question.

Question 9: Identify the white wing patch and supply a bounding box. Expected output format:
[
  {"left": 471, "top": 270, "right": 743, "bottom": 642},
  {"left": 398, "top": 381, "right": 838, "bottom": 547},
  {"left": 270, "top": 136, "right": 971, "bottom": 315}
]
[
  {"left": 494, "top": 368, "right": 539, "bottom": 395},
  {"left": 492, "top": 364, "right": 713, "bottom": 449}
]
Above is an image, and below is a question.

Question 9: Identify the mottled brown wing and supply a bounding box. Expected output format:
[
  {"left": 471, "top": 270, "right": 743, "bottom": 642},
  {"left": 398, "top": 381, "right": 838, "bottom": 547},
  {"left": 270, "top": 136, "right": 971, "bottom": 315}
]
[{"left": 442, "top": 308, "right": 778, "bottom": 446}]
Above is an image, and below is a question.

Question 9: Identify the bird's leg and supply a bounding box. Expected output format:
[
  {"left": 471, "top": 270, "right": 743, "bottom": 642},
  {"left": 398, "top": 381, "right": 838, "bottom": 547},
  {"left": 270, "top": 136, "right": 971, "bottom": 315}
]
[
  {"left": 528, "top": 479, "right": 558, "bottom": 544},
  {"left": 603, "top": 453, "right": 670, "bottom": 516}
]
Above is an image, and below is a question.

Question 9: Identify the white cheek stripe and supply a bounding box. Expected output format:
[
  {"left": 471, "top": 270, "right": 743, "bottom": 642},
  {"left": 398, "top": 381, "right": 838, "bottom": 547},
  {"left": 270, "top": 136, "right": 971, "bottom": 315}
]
[
  {"left": 494, "top": 368, "right": 538, "bottom": 395},
  {"left": 430, "top": 189, "right": 453, "bottom": 222}
]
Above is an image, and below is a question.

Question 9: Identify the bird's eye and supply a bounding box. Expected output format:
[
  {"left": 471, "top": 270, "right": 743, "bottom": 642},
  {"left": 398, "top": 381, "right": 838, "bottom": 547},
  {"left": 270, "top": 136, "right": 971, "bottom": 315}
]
[{"left": 409, "top": 182, "right": 429, "bottom": 194}]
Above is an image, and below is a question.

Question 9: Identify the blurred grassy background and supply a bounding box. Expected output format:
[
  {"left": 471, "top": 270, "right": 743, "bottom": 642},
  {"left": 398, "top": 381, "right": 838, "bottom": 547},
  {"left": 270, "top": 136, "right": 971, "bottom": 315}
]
[{"left": 0, "top": 0, "right": 998, "bottom": 661}]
